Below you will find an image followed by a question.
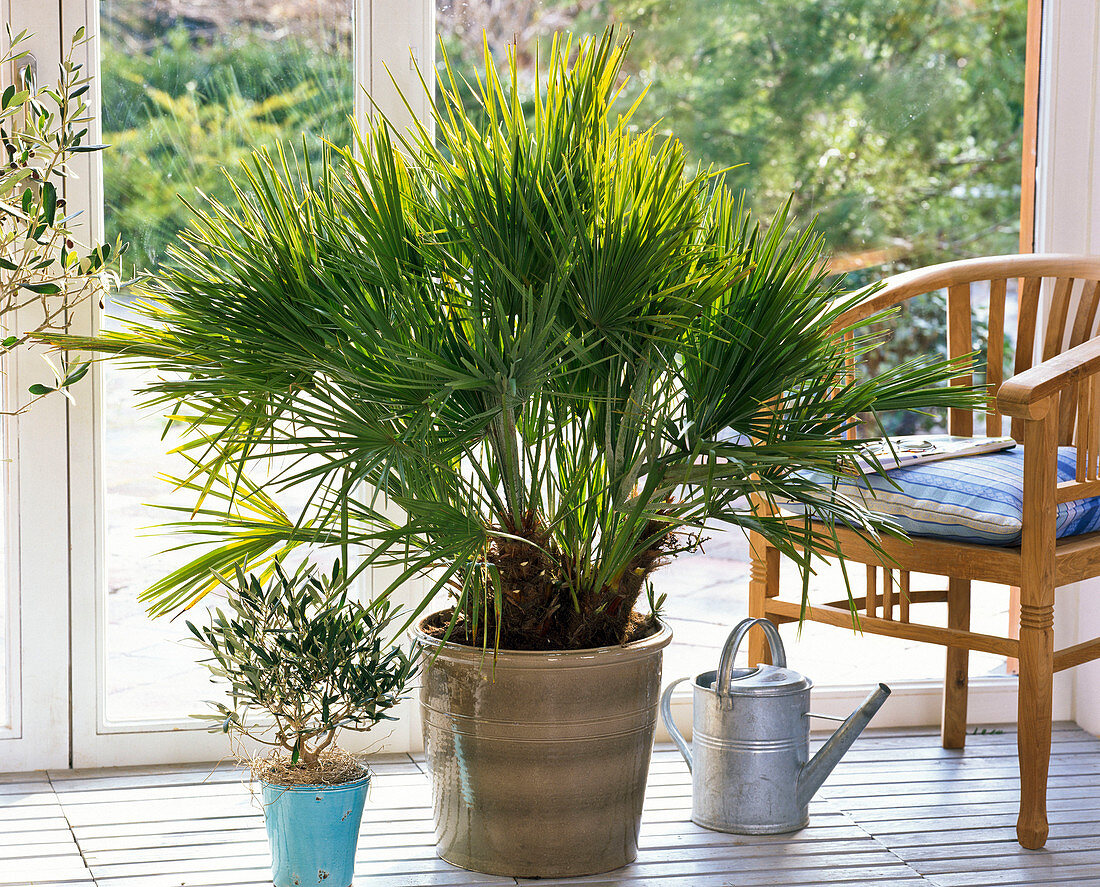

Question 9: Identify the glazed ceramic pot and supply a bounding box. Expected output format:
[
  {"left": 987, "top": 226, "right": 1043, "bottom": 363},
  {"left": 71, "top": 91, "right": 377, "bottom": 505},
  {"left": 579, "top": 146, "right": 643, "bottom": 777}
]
[
  {"left": 415, "top": 618, "right": 672, "bottom": 878},
  {"left": 261, "top": 774, "right": 370, "bottom": 887}
]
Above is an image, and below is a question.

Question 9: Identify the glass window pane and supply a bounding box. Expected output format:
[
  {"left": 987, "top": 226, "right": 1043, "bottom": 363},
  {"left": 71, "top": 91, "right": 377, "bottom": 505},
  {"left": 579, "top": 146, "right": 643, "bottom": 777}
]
[{"left": 100, "top": 0, "right": 353, "bottom": 722}]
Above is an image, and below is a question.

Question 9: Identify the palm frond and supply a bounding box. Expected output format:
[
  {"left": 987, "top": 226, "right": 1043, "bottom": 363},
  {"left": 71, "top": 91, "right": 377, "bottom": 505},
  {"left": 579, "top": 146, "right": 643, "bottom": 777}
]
[{"left": 47, "top": 28, "right": 985, "bottom": 649}]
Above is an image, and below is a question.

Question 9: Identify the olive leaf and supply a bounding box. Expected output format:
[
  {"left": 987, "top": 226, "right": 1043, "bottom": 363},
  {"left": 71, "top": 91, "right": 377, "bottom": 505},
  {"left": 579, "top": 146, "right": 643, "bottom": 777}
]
[{"left": 0, "top": 26, "right": 128, "bottom": 411}]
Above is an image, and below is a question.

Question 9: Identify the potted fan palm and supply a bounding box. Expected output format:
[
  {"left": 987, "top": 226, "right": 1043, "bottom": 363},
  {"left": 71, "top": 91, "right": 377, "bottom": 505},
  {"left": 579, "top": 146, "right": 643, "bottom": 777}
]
[
  {"left": 48, "top": 29, "right": 982, "bottom": 878},
  {"left": 187, "top": 560, "right": 416, "bottom": 887}
]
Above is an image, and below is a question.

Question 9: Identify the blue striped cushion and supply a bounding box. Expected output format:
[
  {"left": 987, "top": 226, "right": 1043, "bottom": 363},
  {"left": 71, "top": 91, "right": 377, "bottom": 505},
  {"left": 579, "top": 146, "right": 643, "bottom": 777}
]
[{"left": 800, "top": 447, "right": 1100, "bottom": 546}]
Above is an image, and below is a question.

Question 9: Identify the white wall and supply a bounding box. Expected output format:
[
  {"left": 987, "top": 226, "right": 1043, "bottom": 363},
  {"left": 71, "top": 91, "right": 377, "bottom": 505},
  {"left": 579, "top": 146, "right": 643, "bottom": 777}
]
[{"left": 1032, "top": 0, "right": 1100, "bottom": 734}]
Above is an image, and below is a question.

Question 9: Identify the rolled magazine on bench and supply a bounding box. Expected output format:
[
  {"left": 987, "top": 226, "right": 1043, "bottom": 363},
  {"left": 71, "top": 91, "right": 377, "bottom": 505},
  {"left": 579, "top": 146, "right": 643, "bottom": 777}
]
[{"left": 851, "top": 434, "right": 1016, "bottom": 473}]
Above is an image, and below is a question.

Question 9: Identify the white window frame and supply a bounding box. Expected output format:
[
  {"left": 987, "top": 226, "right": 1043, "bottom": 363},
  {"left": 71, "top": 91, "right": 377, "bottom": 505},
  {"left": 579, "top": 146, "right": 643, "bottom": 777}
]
[
  {"left": 0, "top": 0, "right": 81, "bottom": 772},
  {"left": 1035, "top": 0, "right": 1100, "bottom": 736}
]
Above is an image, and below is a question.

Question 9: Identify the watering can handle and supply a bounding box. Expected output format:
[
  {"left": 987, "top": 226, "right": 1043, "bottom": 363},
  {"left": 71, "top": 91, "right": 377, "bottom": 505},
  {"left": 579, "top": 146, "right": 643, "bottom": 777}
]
[
  {"left": 716, "top": 617, "right": 786, "bottom": 697},
  {"left": 659, "top": 678, "right": 692, "bottom": 772}
]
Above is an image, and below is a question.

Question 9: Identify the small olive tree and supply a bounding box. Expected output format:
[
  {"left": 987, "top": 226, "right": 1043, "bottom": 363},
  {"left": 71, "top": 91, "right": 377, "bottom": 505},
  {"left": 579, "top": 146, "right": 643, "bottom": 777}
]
[{"left": 187, "top": 561, "right": 416, "bottom": 777}]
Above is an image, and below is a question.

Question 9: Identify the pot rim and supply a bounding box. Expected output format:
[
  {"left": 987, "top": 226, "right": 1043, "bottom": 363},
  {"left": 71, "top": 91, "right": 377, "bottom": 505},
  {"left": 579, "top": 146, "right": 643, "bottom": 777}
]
[
  {"left": 258, "top": 773, "right": 371, "bottom": 793},
  {"left": 413, "top": 613, "right": 672, "bottom": 669}
]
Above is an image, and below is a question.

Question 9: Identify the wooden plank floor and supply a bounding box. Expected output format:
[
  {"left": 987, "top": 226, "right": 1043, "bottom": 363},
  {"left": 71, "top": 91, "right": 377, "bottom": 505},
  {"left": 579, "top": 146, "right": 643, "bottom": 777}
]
[{"left": 4, "top": 723, "right": 1100, "bottom": 886}]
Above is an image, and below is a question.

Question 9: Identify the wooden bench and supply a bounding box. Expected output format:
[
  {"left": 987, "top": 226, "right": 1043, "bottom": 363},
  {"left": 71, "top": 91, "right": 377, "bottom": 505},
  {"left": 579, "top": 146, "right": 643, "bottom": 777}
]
[{"left": 748, "top": 253, "right": 1100, "bottom": 849}]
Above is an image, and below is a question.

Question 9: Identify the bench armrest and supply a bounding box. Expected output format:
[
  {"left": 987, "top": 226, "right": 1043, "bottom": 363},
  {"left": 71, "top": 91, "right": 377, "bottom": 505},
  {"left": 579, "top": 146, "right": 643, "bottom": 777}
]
[{"left": 998, "top": 337, "right": 1100, "bottom": 420}]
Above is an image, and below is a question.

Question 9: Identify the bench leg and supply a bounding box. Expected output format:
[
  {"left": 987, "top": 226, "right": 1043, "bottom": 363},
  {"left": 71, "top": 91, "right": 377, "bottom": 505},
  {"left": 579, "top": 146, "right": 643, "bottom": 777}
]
[
  {"left": 1016, "top": 593, "right": 1054, "bottom": 850},
  {"left": 942, "top": 578, "right": 971, "bottom": 749},
  {"left": 747, "top": 538, "right": 778, "bottom": 667},
  {"left": 1016, "top": 410, "right": 1057, "bottom": 849}
]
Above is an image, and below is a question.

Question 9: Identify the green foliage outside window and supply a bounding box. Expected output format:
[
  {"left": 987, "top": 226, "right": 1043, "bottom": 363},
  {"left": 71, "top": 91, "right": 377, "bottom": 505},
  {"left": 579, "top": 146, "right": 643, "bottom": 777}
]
[
  {"left": 99, "top": 1, "right": 1026, "bottom": 438},
  {"left": 441, "top": 0, "right": 1027, "bottom": 272},
  {"left": 614, "top": 0, "right": 1026, "bottom": 270},
  {"left": 102, "top": 0, "right": 1026, "bottom": 278},
  {"left": 101, "top": 22, "right": 351, "bottom": 271}
]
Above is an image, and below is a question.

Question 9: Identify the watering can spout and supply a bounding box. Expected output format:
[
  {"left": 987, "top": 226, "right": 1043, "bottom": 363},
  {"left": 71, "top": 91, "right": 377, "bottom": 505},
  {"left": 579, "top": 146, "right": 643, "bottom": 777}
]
[{"left": 797, "top": 683, "right": 890, "bottom": 808}]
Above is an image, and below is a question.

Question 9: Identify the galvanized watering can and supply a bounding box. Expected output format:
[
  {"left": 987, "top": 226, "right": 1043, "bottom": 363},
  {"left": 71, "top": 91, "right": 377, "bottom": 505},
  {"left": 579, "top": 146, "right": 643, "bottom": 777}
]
[{"left": 660, "top": 617, "right": 890, "bottom": 834}]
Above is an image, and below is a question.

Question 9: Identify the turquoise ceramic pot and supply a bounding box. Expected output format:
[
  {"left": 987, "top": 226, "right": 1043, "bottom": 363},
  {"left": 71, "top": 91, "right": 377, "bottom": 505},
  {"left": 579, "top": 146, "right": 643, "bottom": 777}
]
[{"left": 261, "top": 774, "right": 370, "bottom": 887}]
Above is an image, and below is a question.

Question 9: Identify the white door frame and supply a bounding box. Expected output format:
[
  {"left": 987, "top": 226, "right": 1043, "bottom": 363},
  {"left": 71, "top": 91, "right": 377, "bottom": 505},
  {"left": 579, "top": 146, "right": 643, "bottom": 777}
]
[
  {"left": 1033, "top": 0, "right": 1100, "bottom": 736},
  {"left": 30, "top": 0, "right": 432, "bottom": 769},
  {"left": 0, "top": 0, "right": 80, "bottom": 773}
]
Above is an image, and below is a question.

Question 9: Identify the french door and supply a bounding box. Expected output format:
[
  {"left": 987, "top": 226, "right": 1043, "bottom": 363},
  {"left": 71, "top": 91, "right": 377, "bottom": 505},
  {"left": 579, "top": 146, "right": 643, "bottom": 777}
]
[{"left": 0, "top": 0, "right": 431, "bottom": 770}]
